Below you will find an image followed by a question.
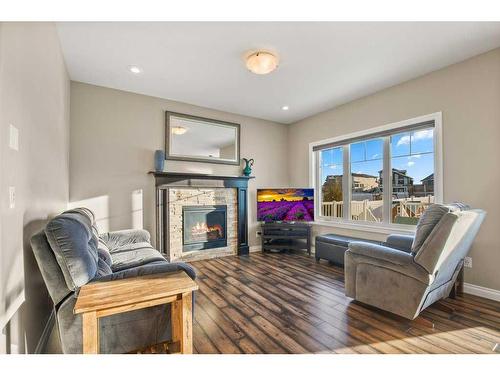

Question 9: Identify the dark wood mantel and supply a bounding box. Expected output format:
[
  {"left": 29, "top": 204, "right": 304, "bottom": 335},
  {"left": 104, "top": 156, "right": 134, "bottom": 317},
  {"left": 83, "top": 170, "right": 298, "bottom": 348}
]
[
  {"left": 149, "top": 171, "right": 254, "bottom": 188},
  {"left": 149, "top": 171, "right": 254, "bottom": 257}
]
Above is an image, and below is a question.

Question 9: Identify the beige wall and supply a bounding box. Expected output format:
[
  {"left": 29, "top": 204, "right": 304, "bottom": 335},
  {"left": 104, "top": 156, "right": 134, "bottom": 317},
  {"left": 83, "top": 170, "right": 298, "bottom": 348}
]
[
  {"left": 288, "top": 48, "right": 500, "bottom": 291},
  {"left": 0, "top": 23, "right": 70, "bottom": 353},
  {"left": 69, "top": 82, "right": 289, "bottom": 248}
]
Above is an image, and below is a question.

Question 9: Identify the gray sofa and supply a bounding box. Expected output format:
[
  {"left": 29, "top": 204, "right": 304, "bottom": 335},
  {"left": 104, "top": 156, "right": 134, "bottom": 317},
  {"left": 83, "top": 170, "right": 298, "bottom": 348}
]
[
  {"left": 30, "top": 207, "right": 196, "bottom": 354},
  {"left": 345, "top": 203, "right": 485, "bottom": 320}
]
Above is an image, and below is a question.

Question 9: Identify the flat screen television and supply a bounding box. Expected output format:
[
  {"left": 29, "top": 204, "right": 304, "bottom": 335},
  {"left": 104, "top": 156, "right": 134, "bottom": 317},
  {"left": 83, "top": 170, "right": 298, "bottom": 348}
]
[{"left": 257, "top": 188, "right": 314, "bottom": 222}]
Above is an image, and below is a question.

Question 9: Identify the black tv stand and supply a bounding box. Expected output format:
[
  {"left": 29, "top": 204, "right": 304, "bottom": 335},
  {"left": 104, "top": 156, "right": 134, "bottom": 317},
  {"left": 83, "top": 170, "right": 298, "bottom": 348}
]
[{"left": 260, "top": 222, "right": 312, "bottom": 255}]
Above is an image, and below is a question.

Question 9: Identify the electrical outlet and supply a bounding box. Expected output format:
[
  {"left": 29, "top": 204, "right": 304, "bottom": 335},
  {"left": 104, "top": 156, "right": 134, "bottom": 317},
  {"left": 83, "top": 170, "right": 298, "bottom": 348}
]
[
  {"left": 9, "top": 186, "right": 16, "bottom": 209},
  {"left": 256, "top": 230, "right": 262, "bottom": 238},
  {"left": 464, "top": 257, "right": 472, "bottom": 268}
]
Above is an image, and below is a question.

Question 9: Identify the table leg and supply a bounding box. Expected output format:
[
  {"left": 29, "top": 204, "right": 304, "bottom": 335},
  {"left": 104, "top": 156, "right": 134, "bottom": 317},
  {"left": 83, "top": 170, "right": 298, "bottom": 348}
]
[
  {"left": 82, "top": 311, "right": 99, "bottom": 354},
  {"left": 171, "top": 292, "right": 193, "bottom": 354}
]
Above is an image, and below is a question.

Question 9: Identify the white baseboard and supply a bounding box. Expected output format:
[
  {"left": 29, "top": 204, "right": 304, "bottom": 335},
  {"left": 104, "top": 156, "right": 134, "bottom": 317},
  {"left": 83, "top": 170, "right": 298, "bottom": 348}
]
[{"left": 463, "top": 283, "right": 500, "bottom": 302}]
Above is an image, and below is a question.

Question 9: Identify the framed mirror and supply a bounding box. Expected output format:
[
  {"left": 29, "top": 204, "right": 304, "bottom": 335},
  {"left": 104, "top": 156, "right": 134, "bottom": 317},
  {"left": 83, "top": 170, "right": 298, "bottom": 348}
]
[{"left": 165, "top": 111, "right": 240, "bottom": 165}]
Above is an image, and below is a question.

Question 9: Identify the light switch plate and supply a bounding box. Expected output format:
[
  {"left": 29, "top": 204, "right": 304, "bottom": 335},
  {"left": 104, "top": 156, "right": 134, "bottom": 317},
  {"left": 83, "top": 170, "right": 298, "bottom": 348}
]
[
  {"left": 9, "top": 186, "right": 15, "bottom": 209},
  {"left": 9, "top": 124, "right": 19, "bottom": 151},
  {"left": 464, "top": 256, "right": 472, "bottom": 268}
]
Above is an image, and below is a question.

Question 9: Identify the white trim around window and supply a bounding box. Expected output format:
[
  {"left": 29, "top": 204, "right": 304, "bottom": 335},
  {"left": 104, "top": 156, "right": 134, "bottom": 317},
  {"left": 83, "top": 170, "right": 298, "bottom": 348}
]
[{"left": 309, "top": 112, "right": 443, "bottom": 234}]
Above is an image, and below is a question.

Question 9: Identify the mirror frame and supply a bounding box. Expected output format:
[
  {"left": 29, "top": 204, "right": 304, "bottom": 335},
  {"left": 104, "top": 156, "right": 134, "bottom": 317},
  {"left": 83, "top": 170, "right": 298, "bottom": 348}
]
[{"left": 165, "top": 111, "right": 241, "bottom": 165}]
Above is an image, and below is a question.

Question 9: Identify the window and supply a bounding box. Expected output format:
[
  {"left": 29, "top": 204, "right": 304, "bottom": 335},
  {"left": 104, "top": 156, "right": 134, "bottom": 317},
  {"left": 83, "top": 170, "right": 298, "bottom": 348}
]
[
  {"left": 313, "top": 113, "right": 441, "bottom": 228},
  {"left": 319, "top": 147, "right": 343, "bottom": 218},
  {"left": 349, "top": 138, "right": 383, "bottom": 222},
  {"left": 390, "top": 129, "right": 435, "bottom": 224}
]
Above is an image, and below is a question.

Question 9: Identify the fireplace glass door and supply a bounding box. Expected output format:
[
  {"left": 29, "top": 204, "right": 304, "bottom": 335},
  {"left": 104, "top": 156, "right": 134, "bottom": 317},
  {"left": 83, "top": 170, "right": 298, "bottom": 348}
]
[{"left": 182, "top": 205, "right": 227, "bottom": 251}]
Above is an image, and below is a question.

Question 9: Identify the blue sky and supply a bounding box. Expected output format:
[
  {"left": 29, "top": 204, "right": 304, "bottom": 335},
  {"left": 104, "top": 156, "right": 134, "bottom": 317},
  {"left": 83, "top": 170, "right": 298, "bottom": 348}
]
[{"left": 321, "top": 129, "right": 434, "bottom": 184}]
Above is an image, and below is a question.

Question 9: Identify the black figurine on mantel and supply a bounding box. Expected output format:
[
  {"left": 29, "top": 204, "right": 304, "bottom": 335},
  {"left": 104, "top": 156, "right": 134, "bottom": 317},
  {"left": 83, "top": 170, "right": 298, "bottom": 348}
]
[{"left": 242, "top": 158, "right": 254, "bottom": 176}]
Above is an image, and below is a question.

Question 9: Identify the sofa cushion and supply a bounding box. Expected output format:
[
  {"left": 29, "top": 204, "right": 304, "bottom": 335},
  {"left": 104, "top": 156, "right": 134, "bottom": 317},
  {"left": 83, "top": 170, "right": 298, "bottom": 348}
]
[
  {"left": 44, "top": 208, "right": 100, "bottom": 291},
  {"left": 384, "top": 234, "right": 415, "bottom": 252},
  {"left": 94, "top": 260, "right": 197, "bottom": 282},
  {"left": 413, "top": 212, "right": 460, "bottom": 274},
  {"left": 349, "top": 241, "right": 414, "bottom": 266},
  {"left": 30, "top": 231, "right": 72, "bottom": 306},
  {"left": 100, "top": 229, "right": 151, "bottom": 251},
  {"left": 96, "top": 257, "right": 113, "bottom": 277},
  {"left": 98, "top": 238, "right": 112, "bottom": 267},
  {"left": 411, "top": 203, "right": 469, "bottom": 254},
  {"left": 110, "top": 242, "right": 166, "bottom": 272}
]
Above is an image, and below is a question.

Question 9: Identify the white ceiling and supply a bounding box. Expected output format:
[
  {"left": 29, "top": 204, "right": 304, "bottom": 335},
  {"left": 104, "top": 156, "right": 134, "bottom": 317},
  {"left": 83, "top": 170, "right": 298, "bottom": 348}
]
[{"left": 57, "top": 22, "right": 500, "bottom": 124}]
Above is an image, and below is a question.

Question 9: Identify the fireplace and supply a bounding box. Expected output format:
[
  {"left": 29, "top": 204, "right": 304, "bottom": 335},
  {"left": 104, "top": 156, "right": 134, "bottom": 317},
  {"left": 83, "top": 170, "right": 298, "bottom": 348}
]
[
  {"left": 182, "top": 205, "right": 227, "bottom": 252},
  {"left": 150, "top": 172, "right": 253, "bottom": 261}
]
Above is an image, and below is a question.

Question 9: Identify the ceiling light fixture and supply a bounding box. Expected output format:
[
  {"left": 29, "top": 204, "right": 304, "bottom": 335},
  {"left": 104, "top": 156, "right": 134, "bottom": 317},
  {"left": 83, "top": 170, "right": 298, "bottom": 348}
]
[
  {"left": 128, "top": 65, "right": 143, "bottom": 74},
  {"left": 282, "top": 106, "right": 289, "bottom": 111},
  {"left": 246, "top": 51, "right": 279, "bottom": 75},
  {"left": 171, "top": 126, "right": 187, "bottom": 135}
]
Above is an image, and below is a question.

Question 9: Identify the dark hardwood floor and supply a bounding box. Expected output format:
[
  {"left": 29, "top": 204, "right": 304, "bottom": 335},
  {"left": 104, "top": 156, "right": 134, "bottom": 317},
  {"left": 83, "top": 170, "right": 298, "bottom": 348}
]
[{"left": 190, "top": 251, "right": 500, "bottom": 354}]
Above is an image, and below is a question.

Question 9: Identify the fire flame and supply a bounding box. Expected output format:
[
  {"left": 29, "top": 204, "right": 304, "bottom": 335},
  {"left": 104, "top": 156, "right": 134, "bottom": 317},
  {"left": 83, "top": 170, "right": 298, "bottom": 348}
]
[{"left": 191, "top": 222, "right": 223, "bottom": 238}]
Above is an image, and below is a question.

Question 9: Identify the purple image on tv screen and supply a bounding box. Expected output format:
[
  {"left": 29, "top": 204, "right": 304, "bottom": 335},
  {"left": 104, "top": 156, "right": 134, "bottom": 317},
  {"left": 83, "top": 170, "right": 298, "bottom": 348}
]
[{"left": 257, "top": 188, "right": 314, "bottom": 222}]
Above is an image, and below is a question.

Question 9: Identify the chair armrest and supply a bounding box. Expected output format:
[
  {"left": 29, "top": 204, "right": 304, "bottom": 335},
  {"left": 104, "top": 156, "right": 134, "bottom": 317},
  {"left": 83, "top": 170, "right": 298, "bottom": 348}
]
[
  {"left": 348, "top": 241, "right": 414, "bottom": 265},
  {"left": 100, "top": 229, "right": 151, "bottom": 250},
  {"left": 92, "top": 261, "right": 196, "bottom": 282},
  {"left": 384, "top": 234, "right": 415, "bottom": 253}
]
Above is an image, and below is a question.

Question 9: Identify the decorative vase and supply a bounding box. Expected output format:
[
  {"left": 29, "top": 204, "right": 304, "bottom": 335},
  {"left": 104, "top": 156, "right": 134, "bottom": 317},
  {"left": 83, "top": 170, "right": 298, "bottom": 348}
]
[
  {"left": 242, "top": 158, "right": 254, "bottom": 176},
  {"left": 154, "top": 150, "right": 165, "bottom": 172}
]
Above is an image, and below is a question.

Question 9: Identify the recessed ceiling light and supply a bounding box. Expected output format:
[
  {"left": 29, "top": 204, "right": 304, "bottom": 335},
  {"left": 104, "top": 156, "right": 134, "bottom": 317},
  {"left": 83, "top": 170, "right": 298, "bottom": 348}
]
[
  {"left": 282, "top": 106, "right": 289, "bottom": 111},
  {"left": 128, "top": 65, "right": 143, "bottom": 74},
  {"left": 246, "top": 51, "right": 279, "bottom": 75}
]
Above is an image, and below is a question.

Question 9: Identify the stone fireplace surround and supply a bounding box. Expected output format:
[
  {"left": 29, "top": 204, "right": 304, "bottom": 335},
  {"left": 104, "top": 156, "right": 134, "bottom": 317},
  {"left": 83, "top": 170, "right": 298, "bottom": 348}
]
[
  {"left": 169, "top": 188, "right": 236, "bottom": 261},
  {"left": 150, "top": 172, "right": 253, "bottom": 262}
]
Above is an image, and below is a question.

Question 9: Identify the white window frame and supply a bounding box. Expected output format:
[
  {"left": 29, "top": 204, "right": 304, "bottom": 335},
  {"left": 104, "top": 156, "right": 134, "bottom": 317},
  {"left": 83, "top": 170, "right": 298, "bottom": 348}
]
[{"left": 309, "top": 112, "right": 443, "bottom": 235}]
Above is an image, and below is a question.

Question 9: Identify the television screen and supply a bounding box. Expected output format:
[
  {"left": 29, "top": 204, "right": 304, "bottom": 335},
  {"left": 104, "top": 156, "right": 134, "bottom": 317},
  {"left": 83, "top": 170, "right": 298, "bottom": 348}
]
[{"left": 257, "top": 188, "right": 314, "bottom": 222}]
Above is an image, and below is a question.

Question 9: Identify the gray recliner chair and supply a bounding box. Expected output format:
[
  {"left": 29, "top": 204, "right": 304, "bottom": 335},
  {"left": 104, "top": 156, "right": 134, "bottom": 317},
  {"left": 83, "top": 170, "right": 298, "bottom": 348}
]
[
  {"left": 30, "top": 207, "right": 196, "bottom": 353},
  {"left": 345, "top": 203, "right": 485, "bottom": 320}
]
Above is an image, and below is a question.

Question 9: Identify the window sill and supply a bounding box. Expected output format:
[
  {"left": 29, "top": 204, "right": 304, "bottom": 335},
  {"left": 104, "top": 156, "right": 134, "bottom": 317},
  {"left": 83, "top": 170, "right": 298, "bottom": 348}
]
[{"left": 312, "top": 219, "right": 416, "bottom": 236}]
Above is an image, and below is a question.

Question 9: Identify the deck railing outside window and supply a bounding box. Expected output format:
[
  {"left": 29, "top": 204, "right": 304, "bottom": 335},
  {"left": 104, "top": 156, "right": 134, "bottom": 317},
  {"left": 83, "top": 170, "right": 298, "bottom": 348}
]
[{"left": 321, "top": 195, "right": 434, "bottom": 223}]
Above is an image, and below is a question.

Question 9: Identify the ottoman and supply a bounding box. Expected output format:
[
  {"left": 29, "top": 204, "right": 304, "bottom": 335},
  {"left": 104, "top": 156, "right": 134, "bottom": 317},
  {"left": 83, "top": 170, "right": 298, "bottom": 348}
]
[{"left": 315, "top": 234, "right": 382, "bottom": 266}]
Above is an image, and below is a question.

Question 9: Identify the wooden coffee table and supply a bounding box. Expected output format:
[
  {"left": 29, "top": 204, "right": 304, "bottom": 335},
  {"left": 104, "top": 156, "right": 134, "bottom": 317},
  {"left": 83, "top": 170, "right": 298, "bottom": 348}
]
[{"left": 74, "top": 271, "right": 198, "bottom": 354}]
